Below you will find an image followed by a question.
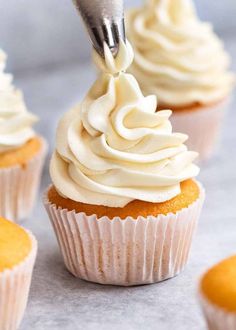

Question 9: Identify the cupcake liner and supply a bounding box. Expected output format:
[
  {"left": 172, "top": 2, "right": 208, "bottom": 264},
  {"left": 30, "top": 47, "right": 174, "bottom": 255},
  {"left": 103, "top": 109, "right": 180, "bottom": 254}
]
[
  {"left": 199, "top": 292, "right": 236, "bottom": 330},
  {"left": 171, "top": 99, "right": 229, "bottom": 162},
  {"left": 44, "top": 181, "right": 205, "bottom": 286},
  {"left": 0, "top": 230, "right": 37, "bottom": 330},
  {"left": 0, "top": 137, "right": 47, "bottom": 222}
]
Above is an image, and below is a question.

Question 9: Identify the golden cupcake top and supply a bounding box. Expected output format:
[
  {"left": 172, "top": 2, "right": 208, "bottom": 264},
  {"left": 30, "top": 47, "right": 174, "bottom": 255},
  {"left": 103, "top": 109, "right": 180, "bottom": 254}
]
[
  {"left": 0, "top": 217, "right": 32, "bottom": 272},
  {"left": 48, "top": 179, "right": 200, "bottom": 219},
  {"left": 201, "top": 255, "right": 236, "bottom": 312},
  {"left": 0, "top": 136, "right": 42, "bottom": 168}
]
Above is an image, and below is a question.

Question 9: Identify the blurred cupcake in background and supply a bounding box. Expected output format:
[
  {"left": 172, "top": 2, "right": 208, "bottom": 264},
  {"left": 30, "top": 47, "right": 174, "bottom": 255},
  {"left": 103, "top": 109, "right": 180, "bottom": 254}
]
[
  {"left": 126, "top": 0, "right": 235, "bottom": 161},
  {"left": 44, "top": 40, "right": 205, "bottom": 286},
  {"left": 0, "top": 217, "right": 37, "bottom": 330},
  {"left": 0, "top": 49, "right": 47, "bottom": 222},
  {"left": 199, "top": 255, "right": 236, "bottom": 330}
]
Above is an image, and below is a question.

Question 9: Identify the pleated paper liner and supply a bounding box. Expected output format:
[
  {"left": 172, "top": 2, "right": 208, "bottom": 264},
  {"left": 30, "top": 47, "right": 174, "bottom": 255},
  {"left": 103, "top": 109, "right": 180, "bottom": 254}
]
[
  {"left": 44, "top": 181, "right": 205, "bottom": 286},
  {"left": 171, "top": 99, "right": 228, "bottom": 162},
  {"left": 199, "top": 292, "right": 236, "bottom": 330},
  {"left": 0, "top": 230, "right": 37, "bottom": 330},
  {"left": 0, "top": 137, "right": 47, "bottom": 222}
]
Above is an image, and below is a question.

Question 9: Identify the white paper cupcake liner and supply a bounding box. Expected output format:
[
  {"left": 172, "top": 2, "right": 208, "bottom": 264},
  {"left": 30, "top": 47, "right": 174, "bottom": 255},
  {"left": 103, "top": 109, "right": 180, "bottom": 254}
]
[
  {"left": 44, "top": 181, "right": 205, "bottom": 286},
  {"left": 171, "top": 99, "right": 228, "bottom": 162},
  {"left": 0, "top": 137, "right": 47, "bottom": 222},
  {"left": 0, "top": 230, "right": 37, "bottom": 330},
  {"left": 199, "top": 292, "right": 236, "bottom": 330}
]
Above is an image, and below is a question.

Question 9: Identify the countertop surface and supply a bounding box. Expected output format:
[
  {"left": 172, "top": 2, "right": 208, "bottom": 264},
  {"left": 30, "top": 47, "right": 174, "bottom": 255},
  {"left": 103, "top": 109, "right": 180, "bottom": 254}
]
[{"left": 16, "top": 36, "right": 236, "bottom": 330}]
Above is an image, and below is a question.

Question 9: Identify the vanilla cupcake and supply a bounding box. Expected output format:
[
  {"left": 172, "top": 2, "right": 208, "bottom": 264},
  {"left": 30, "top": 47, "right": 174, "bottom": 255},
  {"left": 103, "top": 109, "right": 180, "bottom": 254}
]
[
  {"left": 0, "top": 50, "right": 47, "bottom": 221},
  {"left": 126, "top": 0, "right": 234, "bottom": 161},
  {"left": 0, "top": 217, "right": 37, "bottom": 330},
  {"left": 44, "top": 40, "right": 205, "bottom": 286},
  {"left": 199, "top": 256, "right": 236, "bottom": 330}
]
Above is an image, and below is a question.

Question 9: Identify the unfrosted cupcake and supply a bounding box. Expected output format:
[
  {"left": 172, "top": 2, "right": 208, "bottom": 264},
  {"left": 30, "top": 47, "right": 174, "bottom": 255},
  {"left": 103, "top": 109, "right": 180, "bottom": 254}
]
[
  {"left": 0, "top": 49, "right": 47, "bottom": 221},
  {"left": 199, "top": 256, "right": 236, "bottom": 330},
  {"left": 44, "top": 40, "right": 205, "bottom": 286},
  {"left": 126, "top": 0, "right": 235, "bottom": 161},
  {"left": 0, "top": 217, "right": 37, "bottom": 330}
]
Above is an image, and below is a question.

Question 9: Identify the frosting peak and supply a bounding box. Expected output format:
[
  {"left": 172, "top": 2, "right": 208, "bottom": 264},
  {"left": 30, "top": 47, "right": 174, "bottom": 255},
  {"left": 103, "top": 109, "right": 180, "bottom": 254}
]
[
  {"left": 126, "top": 0, "right": 235, "bottom": 107},
  {"left": 93, "top": 39, "right": 134, "bottom": 74},
  {"left": 51, "top": 43, "right": 199, "bottom": 206},
  {"left": 0, "top": 50, "right": 38, "bottom": 153}
]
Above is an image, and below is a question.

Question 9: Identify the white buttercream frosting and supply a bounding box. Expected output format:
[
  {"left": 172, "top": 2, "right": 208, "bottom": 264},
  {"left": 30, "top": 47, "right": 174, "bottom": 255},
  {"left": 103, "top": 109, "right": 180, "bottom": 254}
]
[
  {"left": 126, "top": 0, "right": 235, "bottom": 107},
  {"left": 0, "top": 50, "right": 37, "bottom": 153},
  {"left": 50, "top": 41, "right": 199, "bottom": 207},
  {"left": 93, "top": 39, "right": 134, "bottom": 74}
]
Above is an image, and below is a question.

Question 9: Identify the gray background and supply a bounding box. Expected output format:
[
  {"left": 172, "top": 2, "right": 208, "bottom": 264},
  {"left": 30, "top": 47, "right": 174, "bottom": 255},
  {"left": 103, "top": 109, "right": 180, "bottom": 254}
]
[
  {"left": 0, "top": 0, "right": 235, "bottom": 73},
  {"left": 0, "top": 1, "right": 236, "bottom": 330}
]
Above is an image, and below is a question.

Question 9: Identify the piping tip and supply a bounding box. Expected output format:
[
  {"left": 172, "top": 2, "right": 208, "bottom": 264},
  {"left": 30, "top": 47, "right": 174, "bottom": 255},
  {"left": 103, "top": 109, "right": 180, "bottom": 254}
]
[{"left": 73, "top": 0, "right": 126, "bottom": 57}]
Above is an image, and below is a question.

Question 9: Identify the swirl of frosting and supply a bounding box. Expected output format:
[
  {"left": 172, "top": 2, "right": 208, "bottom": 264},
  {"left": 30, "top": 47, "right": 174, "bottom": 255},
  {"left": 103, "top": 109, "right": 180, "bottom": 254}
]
[
  {"left": 126, "top": 0, "right": 235, "bottom": 107},
  {"left": 93, "top": 39, "right": 134, "bottom": 74},
  {"left": 50, "top": 43, "right": 199, "bottom": 207},
  {"left": 0, "top": 50, "right": 38, "bottom": 153}
]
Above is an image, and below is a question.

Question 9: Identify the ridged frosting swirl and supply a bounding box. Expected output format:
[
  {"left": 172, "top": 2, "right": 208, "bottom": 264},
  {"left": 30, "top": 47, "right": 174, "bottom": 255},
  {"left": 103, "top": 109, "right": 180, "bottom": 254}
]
[
  {"left": 93, "top": 39, "right": 134, "bottom": 74},
  {"left": 50, "top": 41, "right": 199, "bottom": 207},
  {"left": 126, "top": 0, "right": 235, "bottom": 107},
  {"left": 0, "top": 50, "right": 37, "bottom": 153}
]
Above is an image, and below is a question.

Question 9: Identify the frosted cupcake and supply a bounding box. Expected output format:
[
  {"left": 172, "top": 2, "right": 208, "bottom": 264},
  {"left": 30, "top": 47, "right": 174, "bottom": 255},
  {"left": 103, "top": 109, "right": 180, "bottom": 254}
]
[
  {"left": 0, "top": 49, "right": 47, "bottom": 221},
  {"left": 126, "top": 0, "right": 234, "bottom": 161},
  {"left": 0, "top": 217, "right": 37, "bottom": 330},
  {"left": 44, "top": 40, "right": 205, "bottom": 286},
  {"left": 199, "top": 256, "right": 236, "bottom": 330}
]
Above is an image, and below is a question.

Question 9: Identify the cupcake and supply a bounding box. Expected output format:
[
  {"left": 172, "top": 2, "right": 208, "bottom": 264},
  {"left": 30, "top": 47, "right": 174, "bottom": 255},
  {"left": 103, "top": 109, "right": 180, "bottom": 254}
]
[
  {"left": 0, "top": 217, "right": 37, "bottom": 330},
  {"left": 44, "top": 39, "right": 205, "bottom": 286},
  {"left": 0, "top": 49, "right": 47, "bottom": 221},
  {"left": 199, "top": 256, "right": 236, "bottom": 330},
  {"left": 126, "top": 0, "right": 235, "bottom": 161}
]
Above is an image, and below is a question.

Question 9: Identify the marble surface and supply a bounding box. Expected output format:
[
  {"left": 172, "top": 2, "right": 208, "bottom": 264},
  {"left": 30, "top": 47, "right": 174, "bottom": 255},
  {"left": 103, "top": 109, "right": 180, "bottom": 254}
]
[{"left": 15, "top": 37, "right": 236, "bottom": 330}]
